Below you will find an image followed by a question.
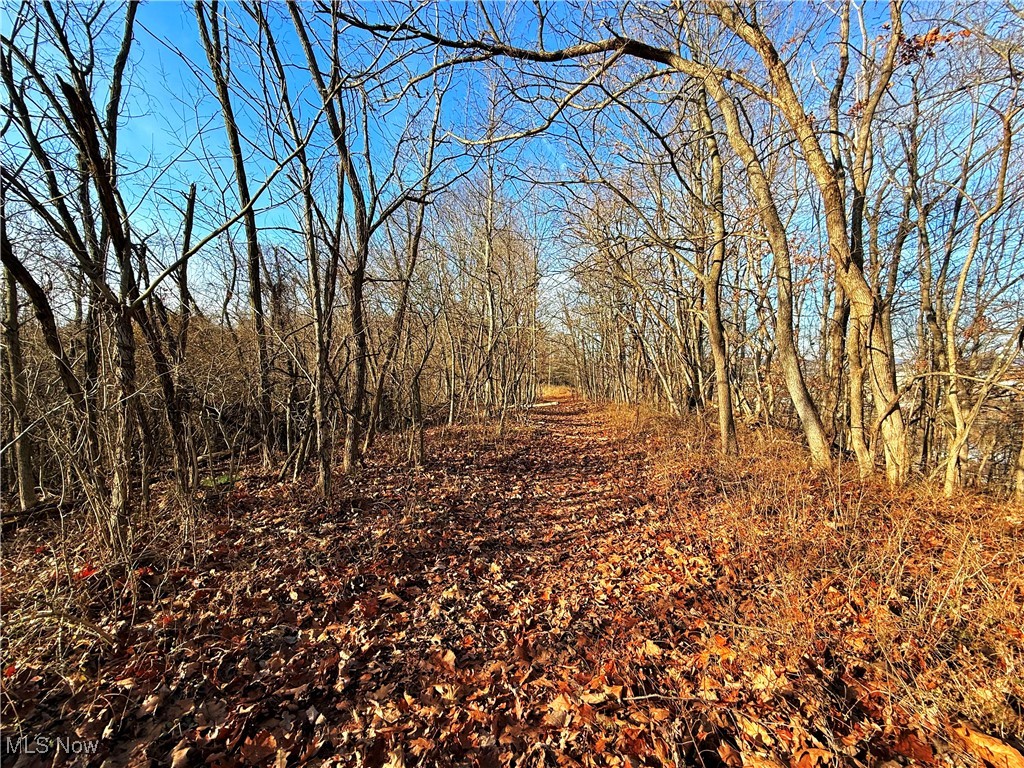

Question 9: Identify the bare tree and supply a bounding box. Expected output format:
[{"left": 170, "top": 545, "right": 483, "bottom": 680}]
[{"left": 195, "top": 0, "right": 275, "bottom": 466}]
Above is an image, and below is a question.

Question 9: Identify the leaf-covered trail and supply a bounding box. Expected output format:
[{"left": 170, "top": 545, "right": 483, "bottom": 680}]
[
  {"left": 412, "top": 393, "right": 653, "bottom": 608},
  {"left": 8, "top": 392, "right": 708, "bottom": 767},
  {"left": 8, "top": 392, "right": 1021, "bottom": 767},
  {"left": 316, "top": 391, "right": 714, "bottom": 764}
]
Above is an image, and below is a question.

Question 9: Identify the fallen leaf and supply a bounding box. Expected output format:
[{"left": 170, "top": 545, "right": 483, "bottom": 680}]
[{"left": 952, "top": 722, "right": 1024, "bottom": 768}]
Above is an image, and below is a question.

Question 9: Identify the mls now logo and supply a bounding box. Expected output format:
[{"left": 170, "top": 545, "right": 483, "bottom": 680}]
[{"left": 3, "top": 734, "right": 100, "bottom": 756}]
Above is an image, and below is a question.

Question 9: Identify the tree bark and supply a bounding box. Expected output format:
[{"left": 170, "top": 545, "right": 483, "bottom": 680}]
[
  {"left": 698, "top": 73, "right": 831, "bottom": 468},
  {"left": 1014, "top": 421, "right": 1024, "bottom": 501},
  {"left": 709, "top": 0, "right": 909, "bottom": 482},
  {"left": 2, "top": 264, "right": 38, "bottom": 510},
  {"left": 696, "top": 89, "right": 739, "bottom": 456}
]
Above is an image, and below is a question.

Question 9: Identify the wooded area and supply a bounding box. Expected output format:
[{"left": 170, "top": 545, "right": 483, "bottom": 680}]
[{"left": 1, "top": 1, "right": 1023, "bottom": 766}]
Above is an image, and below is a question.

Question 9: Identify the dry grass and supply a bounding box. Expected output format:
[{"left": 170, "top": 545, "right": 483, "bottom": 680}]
[
  {"left": 0, "top": 484, "right": 221, "bottom": 689},
  {"left": 612, "top": 404, "right": 1024, "bottom": 745},
  {"left": 539, "top": 384, "right": 576, "bottom": 402}
]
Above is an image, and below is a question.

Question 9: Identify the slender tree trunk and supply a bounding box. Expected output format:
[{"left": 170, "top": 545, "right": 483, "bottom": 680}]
[
  {"left": 343, "top": 255, "right": 368, "bottom": 474},
  {"left": 940, "top": 111, "right": 1014, "bottom": 496},
  {"left": 825, "top": 284, "right": 849, "bottom": 444},
  {"left": 363, "top": 258, "right": 414, "bottom": 457},
  {"left": 314, "top": 340, "right": 333, "bottom": 495},
  {"left": 846, "top": 320, "right": 873, "bottom": 473},
  {"left": 362, "top": 91, "right": 440, "bottom": 454},
  {"left": 407, "top": 371, "right": 424, "bottom": 466},
  {"left": 1013, "top": 421, "right": 1024, "bottom": 501},
  {"left": 108, "top": 306, "right": 136, "bottom": 552},
  {"left": 696, "top": 90, "right": 738, "bottom": 455},
  {"left": 3, "top": 265, "right": 38, "bottom": 510},
  {"left": 774, "top": 253, "right": 832, "bottom": 468},
  {"left": 700, "top": 75, "right": 831, "bottom": 468},
  {"left": 709, "top": 1, "right": 909, "bottom": 482},
  {"left": 255, "top": 9, "right": 337, "bottom": 495},
  {"left": 196, "top": 0, "right": 273, "bottom": 466},
  {"left": 61, "top": 75, "right": 142, "bottom": 548}
]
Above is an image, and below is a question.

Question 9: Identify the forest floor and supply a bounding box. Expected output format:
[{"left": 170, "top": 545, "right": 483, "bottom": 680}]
[{"left": 2, "top": 389, "right": 1024, "bottom": 768}]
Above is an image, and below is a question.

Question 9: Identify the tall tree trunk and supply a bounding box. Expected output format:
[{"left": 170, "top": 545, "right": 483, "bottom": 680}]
[
  {"left": 61, "top": 75, "right": 142, "bottom": 550},
  {"left": 196, "top": 0, "right": 273, "bottom": 466},
  {"left": 362, "top": 89, "right": 440, "bottom": 455},
  {"left": 343, "top": 255, "right": 368, "bottom": 474},
  {"left": 699, "top": 74, "right": 831, "bottom": 468},
  {"left": 940, "top": 110, "right": 1014, "bottom": 497},
  {"left": 1014, "top": 421, "right": 1024, "bottom": 501},
  {"left": 3, "top": 264, "right": 38, "bottom": 510},
  {"left": 710, "top": 0, "right": 909, "bottom": 483},
  {"left": 107, "top": 306, "right": 136, "bottom": 552},
  {"left": 254, "top": 8, "right": 337, "bottom": 496},
  {"left": 696, "top": 90, "right": 738, "bottom": 456}
]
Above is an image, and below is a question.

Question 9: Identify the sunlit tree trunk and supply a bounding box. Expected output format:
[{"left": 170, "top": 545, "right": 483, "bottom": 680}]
[
  {"left": 1014, "top": 423, "right": 1024, "bottom": 501},
  {"left": 710, "top": 0, "right": 908, "bottom": 482},
  {"left": 698, "top": 72, "right": 831, "bottom": 468},
  {"left": 696, "top": 89, "right": 738, "bottom": 456}
]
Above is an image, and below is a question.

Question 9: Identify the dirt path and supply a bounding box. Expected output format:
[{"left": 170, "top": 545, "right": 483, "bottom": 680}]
[{"left": 400, "top": 393, "right": 652, "bottom": 595}]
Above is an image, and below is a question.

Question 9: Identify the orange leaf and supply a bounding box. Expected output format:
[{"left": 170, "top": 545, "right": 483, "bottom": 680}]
[{"left": 951, "top": 722, "right": 1024, "bottom": 768}]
